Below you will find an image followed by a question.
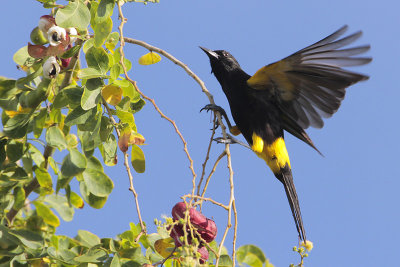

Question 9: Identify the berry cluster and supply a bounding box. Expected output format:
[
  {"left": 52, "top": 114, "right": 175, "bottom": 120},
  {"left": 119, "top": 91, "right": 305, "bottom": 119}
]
[
  {"left": 28, "top": 15, "right": 78, "bottom": 79},
  {"left": 170, "top": 202, "right": 217, "bottom": 263}
]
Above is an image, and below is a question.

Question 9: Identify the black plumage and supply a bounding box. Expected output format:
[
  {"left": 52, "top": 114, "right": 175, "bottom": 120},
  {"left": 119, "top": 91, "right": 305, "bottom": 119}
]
[{"left": 201, "top": 25, "right": 371, "bottom": 241}]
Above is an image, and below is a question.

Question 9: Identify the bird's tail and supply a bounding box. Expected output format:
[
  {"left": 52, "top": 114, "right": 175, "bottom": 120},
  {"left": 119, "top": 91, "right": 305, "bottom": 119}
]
[
  {"left": 252, "top": 134, "right": 307, "bottom": 241},
  {"left": 276, "top": 167, "right": 307, "bottom": 241}
]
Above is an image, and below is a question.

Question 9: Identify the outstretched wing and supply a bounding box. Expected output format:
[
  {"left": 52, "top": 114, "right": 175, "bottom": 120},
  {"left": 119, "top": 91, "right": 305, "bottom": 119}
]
[{"left": 247, "top": 25, "right": 371, "bottom": 129}]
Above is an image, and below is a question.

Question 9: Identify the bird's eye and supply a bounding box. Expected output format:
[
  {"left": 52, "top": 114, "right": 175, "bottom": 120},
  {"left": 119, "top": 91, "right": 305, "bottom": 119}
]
[{"left": 222, "top": 51, "right": 229, "bottom": 57}]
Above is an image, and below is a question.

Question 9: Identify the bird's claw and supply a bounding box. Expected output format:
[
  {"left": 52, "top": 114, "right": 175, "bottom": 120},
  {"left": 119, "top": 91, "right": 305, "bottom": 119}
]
[{"left": 200, "top": 104, "right": 227, "bottom": 116}]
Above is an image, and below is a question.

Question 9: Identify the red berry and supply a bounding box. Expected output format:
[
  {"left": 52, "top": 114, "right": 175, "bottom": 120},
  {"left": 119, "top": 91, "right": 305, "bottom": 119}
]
[{"left": 198, "top": 246, "right": 209, "bottom": 263}]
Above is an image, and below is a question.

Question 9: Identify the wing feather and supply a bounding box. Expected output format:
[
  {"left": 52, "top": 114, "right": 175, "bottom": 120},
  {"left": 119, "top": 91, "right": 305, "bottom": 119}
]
[{"left": 247, "top": 26, "right": 371, "bottom": 130}]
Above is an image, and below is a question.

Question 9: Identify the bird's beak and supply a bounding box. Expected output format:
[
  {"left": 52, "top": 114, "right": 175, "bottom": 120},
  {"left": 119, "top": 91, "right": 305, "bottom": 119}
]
[{"left": 199, "top": 46, "right": 219, "bottom": 59}]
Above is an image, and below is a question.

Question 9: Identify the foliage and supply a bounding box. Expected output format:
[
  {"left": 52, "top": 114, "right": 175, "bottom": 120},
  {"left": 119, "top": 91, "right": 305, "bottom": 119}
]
[{"left": 0, "top": 0, "right": 295, "bottom": 266}]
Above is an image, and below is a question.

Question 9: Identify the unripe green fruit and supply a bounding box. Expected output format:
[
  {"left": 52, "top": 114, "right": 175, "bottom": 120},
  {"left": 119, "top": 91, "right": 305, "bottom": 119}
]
[{"left": 30, "top": 27, "right": 48, "bottom": 45}]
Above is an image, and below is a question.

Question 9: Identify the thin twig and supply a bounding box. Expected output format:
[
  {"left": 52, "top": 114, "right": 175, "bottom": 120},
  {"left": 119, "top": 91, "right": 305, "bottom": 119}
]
[
  {"left": 215, "top": 144, "right": 235, "bottom": 267},
  {"left": 232, "top": 199, "right": 238, "bottom": 264},
  {"left": 181, "top": 194, "right": 228, "bottom": 210},
  {"left": 200, "top": 150, "right": 227, "bottom": 200},
  {"left": 197, "top": 114, "right": 217, "bottom": 196}
]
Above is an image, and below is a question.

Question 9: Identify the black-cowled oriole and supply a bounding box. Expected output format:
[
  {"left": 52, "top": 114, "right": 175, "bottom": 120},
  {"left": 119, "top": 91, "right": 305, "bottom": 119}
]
[{"left": 200, "top": 25, "right": 371, "bottom": 241}]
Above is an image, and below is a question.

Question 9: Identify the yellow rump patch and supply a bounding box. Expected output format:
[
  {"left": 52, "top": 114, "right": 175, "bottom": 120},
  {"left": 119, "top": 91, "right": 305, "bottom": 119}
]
[
  {"left": 251, "top": 133, "right": 264, "bottom": 153},
  {"left": 252, "top": 134, "right": 291, "bottom": 174},
  {"left": 246, "top": 60, "right": 295, "bottom": 101}
]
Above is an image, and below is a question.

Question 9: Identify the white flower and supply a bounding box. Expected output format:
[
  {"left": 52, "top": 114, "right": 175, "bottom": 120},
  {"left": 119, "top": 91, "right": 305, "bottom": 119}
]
[
  {"left": 38, "top": 15, "right": 56, "bottom": 36},
  {"left": 47, "top": 26, "right": 67, "bottom": 46},
  {"left": 43, "top": 56, "right": 60, "bottom": 79},
  {"left": 66, "top": 27, "right": 78, "bottom": 44}
]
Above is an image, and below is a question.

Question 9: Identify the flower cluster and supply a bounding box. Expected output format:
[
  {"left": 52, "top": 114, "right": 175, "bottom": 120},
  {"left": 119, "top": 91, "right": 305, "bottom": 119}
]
[
  {"left": 170, "top": 202, "right": 217, "bottom": 263},
  {"left": 28, "top": 15, "right": 78, "bottom": 79}
]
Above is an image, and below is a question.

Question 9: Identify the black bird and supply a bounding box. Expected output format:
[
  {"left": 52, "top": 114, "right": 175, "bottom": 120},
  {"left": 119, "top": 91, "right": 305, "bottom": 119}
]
[{"left": 200, "top": 25, "right": 371, "bottom": 241}]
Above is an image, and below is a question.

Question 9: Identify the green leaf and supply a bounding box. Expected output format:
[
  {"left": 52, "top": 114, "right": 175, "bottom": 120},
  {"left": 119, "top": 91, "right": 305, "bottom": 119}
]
[
  {"left": 74, "top": 248, "right": 108, "bottom": 263},
  {"left": 8, "top": 229, "right": 44, "bottom": 250},
  {"left": 13, "top": 46, "right": 33, "bottom": 66},
  {"left": 86, "top": 156, "right": 104, "bottom": 171},
  {"left": 63, "top": 85, "right": 84, "bottom": 105},
  {"left": 78, "top": 67, "right": 105, "bottom": 79},
  {"left": 56, "top": 175, "right": 73, "bottom": 192},
  {"left": 61, "top": 148, "right": 87, "bottom": 177},
  {"left": 100, "top": 115, "right": 113, "bottom": 142},
  {"left": 70, "top": 191, "right": 84, "bottom": 209},
  {"left": 33, "top": 108, "right": 47, "bottom": 138},
  {"left": 113, "top": 49, "right": 132, "bottom": 71},
  {"left": 80, "top": 181, "right": 108, "bottom": 209},
  {"left": 114, "top": 79, "right": 140, "bottom": 102},
  {"left": 116, "top": 109, "right": 135, "bottom": 128},
  {"left": 86, "top": 46, "right": 109, "bottom": 74},
  {"left": 28, "top": 144, "right": 44, "bottom": 167},
  {"left": 82, "top": 168, "right": 114, "bottom": 197},
  {"left": 236, "top": 245, "right": 267, "bottom": 267},
  {"left": 18, "top": 75, "right": 49, "bottom": 106},
  {"left": 105, "top": 32, "right": 120, "bottom": 52},
  {"left": 55, "top": 0, "right": 91, "bottom": 30},
  {"left": 76, "top": 230, "right": 101, "bottom": 247},
  {"left": 94, "top": 17, "right": 113, "bottom": 48},
  {"left": 33, "top": 201, "right": 60, "bottom": 227},
  {"left": 110, "top": 64, "right": 121, "bottom": 80},
  {"left": 100, "top": 134, "right": 117, "bottom": 166},
  {"left": 50, "top": 107, "right": 62, "bottom": 124},
  {"left": 0, "top": 139, "right": 6, "bottom": 166},
  {"left": 110, "top": 254, "right": 121, "bottom": 267},
  {"left": 218, "top": 254, "right": 233, "bottom": 267},
  {"left": 83, "top": 38, "right": 95, "bottom": 54},
  {"left": 65, "top": 106, "right": 95, "bottom": 126},
  {"left": 12, "top": 186, "right": 25, "bottom": 210},
  {"left": 35, "top": 167, "right": 53, "bottom": 190},
  {"left": 81, "top": 78, "right": 102, "bottom": 110},
  {"left": 96, "top": 0, "right": 115, "bottom": 22},
  {"left": 61, "top": 45, "right": 82, "bottom": 59},
  {"left": 3, "top": 113, "right": 30, "bottom": 138},
  {"left": 6, "top": 140, "right": 24, "bottom": 162},
  {"left": 45, "top": 194, "right": 74, "bottom": 222},
  {"left": 138, "top": 52, "right": 161, "bottom": 65},
  {"left": 66, "top": 133, "right": 79, "bottom": 148},
  {"left": 131, "top": 145, "right": 145, "bottom": 173},
  {"left": 52, "top": 91, "right": 69, "bottom": 109},
  {"left": 46, "top": 126, "right": 67, "bottom": 150},
  {"left": 119, "top": 247, "right": 147, "bottom": 263}
]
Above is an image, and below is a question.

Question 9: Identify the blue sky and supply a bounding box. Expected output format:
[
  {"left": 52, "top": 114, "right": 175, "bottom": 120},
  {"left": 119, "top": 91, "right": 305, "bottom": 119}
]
[{"left": 1, "top": 1, "right": 399, "bottom": 266}]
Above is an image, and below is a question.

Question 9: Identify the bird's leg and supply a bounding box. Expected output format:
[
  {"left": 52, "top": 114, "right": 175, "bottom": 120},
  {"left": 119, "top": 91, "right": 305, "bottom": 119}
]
[
  {"left": 200, "top": 104, "right": 234, "bottom": 130},
  {"left": 201, "top": 104, "right": 250, "bottom": 150}
]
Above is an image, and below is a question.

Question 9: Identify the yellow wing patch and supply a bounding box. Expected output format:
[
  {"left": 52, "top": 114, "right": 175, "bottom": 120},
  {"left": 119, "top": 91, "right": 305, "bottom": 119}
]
[
  {"left": 246, "top": 60, "right": 295, "bottom": 101},
  {"left": 252, "top": 134, "right": 291, "bottom": 174}
]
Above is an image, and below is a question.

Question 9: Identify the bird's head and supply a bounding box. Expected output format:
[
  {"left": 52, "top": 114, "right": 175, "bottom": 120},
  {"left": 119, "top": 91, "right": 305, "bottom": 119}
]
[{"left": 200, "top": 47, "right": 241, "bottom": 76}]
